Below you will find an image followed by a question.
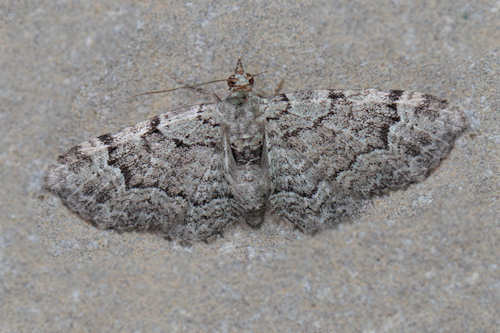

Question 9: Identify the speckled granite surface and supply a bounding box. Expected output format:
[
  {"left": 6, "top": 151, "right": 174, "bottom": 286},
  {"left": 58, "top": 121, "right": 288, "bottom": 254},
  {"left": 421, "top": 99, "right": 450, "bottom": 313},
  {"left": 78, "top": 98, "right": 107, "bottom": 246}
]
[{"left": 1, "top": 1, "right": 498, "bottom": 332}]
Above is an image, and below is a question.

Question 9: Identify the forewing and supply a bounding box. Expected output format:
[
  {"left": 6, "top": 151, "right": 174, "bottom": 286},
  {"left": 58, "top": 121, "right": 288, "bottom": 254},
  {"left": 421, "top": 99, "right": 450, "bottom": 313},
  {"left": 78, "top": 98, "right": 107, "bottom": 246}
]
[
  {"left": 263, "top": 89, "right": 467, "bottom": 232},
  {"left": 45, "top": 104, "right": 239, "bottom": 241}
]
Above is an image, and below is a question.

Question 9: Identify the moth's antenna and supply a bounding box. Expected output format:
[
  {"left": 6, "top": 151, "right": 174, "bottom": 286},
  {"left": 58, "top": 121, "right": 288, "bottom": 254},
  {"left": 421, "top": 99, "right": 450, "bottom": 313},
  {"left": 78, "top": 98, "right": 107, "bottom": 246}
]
[
  {"left": 133, "top": 67, "right": 267, "bottom": 98},
  {"left": 133, "top": 78, "right": 228, "bottom": 98}
]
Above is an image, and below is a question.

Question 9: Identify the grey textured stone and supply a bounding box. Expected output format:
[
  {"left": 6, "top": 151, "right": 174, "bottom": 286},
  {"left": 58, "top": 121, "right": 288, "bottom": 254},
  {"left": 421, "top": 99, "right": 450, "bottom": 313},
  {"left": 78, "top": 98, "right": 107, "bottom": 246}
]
[{"left": 1, "top": 1, "right": 497, "bottom": 332}]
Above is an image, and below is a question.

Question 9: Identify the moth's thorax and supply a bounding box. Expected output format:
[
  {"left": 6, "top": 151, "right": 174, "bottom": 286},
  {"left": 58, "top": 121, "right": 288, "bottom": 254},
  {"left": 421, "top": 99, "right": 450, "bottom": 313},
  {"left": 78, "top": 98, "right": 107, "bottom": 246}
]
[{"left": 223, "top": 93, "right": 265, "bottom": 165}]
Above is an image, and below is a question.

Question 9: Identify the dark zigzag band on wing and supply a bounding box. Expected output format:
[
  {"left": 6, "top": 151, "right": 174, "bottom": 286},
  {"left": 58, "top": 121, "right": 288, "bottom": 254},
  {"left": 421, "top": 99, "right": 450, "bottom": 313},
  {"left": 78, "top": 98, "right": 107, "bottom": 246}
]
[
  {"left": 264, "top": 89, "right": 466, "bottom": 232},
  {"left": 45, "top": 103, "right": 240, "bottom": 241}
]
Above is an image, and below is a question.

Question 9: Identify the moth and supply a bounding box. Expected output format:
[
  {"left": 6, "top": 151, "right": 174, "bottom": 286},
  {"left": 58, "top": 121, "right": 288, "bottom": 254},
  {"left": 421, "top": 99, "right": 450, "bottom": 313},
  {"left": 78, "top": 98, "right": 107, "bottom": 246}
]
[{"left": 45, "top": 60, "right": 467, "bottom": 241}]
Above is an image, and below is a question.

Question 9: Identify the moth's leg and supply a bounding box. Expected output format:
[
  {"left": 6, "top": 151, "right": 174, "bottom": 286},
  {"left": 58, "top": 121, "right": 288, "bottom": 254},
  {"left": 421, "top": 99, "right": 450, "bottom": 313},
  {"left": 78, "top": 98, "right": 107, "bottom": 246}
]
[
  {"left": 273, "top": 79, "right": 284, "bottom": 95},
  {"left": 189, "top": 86, "right": 222, "bottom": 102},
  {"left": 181, "top": 85, "right": 222, "bottom": 103},
  {"left": 221, "top": 124, "right": 236, "bottom": 179},
  {"left": 254, "top": 79, "right": 285, "bottom": 98}
]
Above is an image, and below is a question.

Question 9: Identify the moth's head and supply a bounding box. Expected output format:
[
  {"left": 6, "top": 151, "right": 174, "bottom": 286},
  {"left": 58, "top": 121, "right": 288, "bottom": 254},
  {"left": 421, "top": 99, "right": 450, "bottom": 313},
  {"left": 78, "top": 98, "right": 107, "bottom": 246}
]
[{"left": 227, "top": 59, "right": 254, "bottom": 92}]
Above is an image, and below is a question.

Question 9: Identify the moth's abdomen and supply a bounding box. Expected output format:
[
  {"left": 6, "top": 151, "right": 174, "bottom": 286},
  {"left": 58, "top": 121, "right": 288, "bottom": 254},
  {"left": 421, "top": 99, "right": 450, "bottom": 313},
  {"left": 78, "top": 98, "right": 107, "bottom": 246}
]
[{"left": 225, "top": 165, "right": 270, "bottom": 218}]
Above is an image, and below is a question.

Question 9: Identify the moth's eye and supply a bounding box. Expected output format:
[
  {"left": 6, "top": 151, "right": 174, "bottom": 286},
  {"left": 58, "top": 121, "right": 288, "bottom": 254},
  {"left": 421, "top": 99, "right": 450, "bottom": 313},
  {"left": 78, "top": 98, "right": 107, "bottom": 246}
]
[
  {"left": 227, "top": 77, "right": 237, "bottom": 87},
  {"left": 247, "top": 75, "right": 254, "bottom": 85}
]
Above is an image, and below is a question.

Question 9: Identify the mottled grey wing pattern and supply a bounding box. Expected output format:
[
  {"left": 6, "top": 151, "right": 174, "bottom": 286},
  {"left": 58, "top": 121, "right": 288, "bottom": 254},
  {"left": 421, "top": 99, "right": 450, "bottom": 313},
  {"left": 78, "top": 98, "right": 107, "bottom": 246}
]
[
  {"left": 263, "top": 89, "right": 467, "bottom": 233},
  {"left": 45, "top": 104, "right": 239, "bottom": 241}
]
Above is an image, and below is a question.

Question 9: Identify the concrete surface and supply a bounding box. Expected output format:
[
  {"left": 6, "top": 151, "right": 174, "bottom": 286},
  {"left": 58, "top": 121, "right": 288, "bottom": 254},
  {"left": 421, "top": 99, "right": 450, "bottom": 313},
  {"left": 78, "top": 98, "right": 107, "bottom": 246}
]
[{"left": 1, "top": 1, "right": 498, "bottom": 332}]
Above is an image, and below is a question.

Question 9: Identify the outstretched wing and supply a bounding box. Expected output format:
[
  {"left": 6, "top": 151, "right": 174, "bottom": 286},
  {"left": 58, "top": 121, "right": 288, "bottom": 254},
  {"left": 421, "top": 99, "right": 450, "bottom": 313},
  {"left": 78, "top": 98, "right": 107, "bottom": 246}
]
[
  {"left": 45, "top": 104, "right": 239, "bottom": 241},
  {"left": 263, "top": 89, "right": 467, "bottom": 233}
]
